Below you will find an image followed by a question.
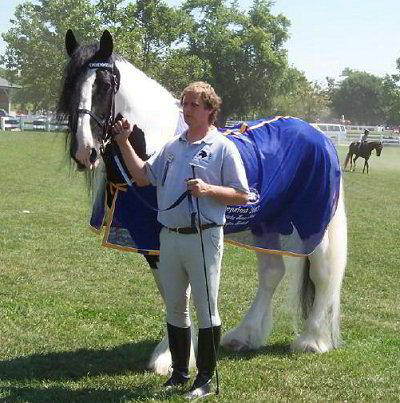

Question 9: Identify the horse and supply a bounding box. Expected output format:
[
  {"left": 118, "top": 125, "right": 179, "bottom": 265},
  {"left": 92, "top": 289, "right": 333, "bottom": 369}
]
[
  {"left": 57, "top": 30, "right": 347, "bottom": 376},
  {"left": 343, "top": 140, "right": 383, "bottom": 174}
]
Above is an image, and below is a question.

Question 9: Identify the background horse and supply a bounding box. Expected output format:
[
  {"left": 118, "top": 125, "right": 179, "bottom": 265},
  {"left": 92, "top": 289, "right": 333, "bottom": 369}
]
[
  {"left": 58, "top": 30, "right": 347, "bottom": 375},
  {"left": 343, "top": 140, "right": 383, "bottom": 174}
]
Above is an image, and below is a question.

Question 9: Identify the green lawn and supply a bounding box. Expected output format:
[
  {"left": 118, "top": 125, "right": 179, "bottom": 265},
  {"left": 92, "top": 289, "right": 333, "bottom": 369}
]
[{"left": 0, "top": 132, "right": 399, "bottom": 402}]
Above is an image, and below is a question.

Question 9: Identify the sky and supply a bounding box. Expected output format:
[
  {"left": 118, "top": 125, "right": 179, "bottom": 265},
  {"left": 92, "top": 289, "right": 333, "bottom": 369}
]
[{"left": 1, "top": 0, "right": 399, "bottom": 84}]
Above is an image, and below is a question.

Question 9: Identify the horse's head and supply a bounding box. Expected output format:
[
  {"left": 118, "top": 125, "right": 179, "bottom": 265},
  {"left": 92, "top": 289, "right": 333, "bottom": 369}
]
[
  {"left": 58, "top": 29, "right": 120, "bottom": 170},
  {"left": 375, "top": 141, "right": 383, "bottom": 156}
]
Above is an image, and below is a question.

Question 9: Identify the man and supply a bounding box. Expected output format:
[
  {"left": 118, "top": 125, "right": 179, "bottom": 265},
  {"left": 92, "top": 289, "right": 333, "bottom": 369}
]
[{"left": 113, "top": 81, "right": 249, "bottom": 400}]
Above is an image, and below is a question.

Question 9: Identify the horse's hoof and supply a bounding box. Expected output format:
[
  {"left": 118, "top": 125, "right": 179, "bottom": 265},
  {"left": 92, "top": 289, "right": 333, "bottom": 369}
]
[
  {"left": 303, "top": 345, "right": 320, "bottom": 353},
  {"left": 221, "top": 338, "right": 251, "bottom": 352}
]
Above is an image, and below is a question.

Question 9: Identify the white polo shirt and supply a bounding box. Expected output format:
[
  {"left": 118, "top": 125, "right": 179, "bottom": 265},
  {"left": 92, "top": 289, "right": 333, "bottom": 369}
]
[{"left": 145, "top": 127, "right": 249, "bottom": 228}]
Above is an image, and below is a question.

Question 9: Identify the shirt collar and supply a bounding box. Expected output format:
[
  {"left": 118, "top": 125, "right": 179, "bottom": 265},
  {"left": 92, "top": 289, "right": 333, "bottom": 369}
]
[{"left": 179, "top": 127, "right": 219, "bottom": 144}]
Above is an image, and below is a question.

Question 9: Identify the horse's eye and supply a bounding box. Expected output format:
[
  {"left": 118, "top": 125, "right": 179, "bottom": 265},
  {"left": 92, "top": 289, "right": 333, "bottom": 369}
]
[{"left": 98, "top": 81, "right": 111, "bottom": 94}]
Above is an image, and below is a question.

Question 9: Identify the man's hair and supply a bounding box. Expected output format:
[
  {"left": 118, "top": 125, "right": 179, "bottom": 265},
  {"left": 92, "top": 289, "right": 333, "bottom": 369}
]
[
  {"left": 180, "top": 81, "right": 222, "bottom": 125},
  {"left": 364, "top": 129, "right": 369, "bottom": 135}
]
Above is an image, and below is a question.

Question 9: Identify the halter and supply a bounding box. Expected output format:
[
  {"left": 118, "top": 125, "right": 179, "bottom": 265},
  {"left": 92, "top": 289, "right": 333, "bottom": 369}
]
[{"left": 77, "top": 61, "right": 120, "bottom": 155}]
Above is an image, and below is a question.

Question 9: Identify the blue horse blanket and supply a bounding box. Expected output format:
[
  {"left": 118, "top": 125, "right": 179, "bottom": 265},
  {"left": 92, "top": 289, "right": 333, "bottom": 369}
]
[{"left": 90, "top": 116, "right": 341, "bottom": 256}]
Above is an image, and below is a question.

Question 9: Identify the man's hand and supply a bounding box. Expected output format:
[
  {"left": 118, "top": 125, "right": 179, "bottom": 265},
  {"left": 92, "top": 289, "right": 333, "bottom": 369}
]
[
  {"left": 187, "top": 178, "right": 210, "bottom": 197},
  {"left": 112, "top": 118, "right": 133, "bottom": 145},
  {"left": 187, "top": 178, "right": 249, "bottom": 205}
]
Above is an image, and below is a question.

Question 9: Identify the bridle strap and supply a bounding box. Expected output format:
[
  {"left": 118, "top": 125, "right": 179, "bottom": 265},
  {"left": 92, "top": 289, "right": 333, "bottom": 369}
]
[
  {"left": 76, "top": 62, "right": 120, "bottom": 154},
  {"left": 78, "top": 108, "right": 107, "bottom": 128}
]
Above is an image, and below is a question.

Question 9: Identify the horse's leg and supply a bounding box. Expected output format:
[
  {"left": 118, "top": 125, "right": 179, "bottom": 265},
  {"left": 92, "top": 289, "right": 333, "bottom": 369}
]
[
  {"left": 147, "top": 259, "right": 197, "bottom": 375},
  {"left": 354, "top": 156, "right": 358, "bottom": 170},
  {"left": 363, "top": 159, "right": 369, "bottom": 174},
  {"left": 291, "top": 186, "right": 347, "bottom": 353},
  {"left": 349, "top": 152, "right": 353, "bottom": 172},
  {"left": 343, "top": 153, "right": 349, "bottom": 170},
  {"left": 221, "top": 246, "right": 285, "bottom": 351},
  {"left": 349, "top": 153, "right": 354, "bottom": 171}
]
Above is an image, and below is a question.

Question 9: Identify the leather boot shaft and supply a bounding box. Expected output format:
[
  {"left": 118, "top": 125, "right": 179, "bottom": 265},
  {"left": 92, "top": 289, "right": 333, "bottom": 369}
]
[
  {"left": 183, "top": 326, "right": 221, "bottom": 400},
  {"left": 196, "top": 325, "right": 221, "bottom": 378},
  {"left": 164, "top": 323, "right": 191, "bottom": 387}
]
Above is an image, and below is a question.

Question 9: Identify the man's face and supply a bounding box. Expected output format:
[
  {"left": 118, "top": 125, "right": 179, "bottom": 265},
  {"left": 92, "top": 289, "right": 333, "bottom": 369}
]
[{"left": 182, "top": 92, "right": 212, "bottom": 128}]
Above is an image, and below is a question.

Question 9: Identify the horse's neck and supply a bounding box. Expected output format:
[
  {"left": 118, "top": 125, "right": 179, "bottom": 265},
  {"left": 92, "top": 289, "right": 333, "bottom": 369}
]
[
  {"left": 366, "top": 142, "right": 378, "bottom": 152},
  {"left": 115, "top": 60, "right": 180, "bottom": 154}
]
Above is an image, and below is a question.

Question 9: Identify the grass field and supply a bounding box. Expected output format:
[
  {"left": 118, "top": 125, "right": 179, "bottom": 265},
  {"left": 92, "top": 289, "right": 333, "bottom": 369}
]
[{"left": 0, "top": 131, "right": 399, "bottom": 402}]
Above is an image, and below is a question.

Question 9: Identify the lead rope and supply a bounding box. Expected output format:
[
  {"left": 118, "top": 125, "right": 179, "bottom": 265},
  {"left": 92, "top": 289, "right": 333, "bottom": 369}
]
[
  {"left": 113, "top": 153, "right": 192, "bottom": 213},
  {"left": 191, "top": 165, "right": 220, "bottom": 396}
]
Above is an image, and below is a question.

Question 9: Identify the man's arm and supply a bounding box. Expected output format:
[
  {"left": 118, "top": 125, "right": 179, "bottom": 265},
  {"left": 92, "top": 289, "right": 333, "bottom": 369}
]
[
  {"left": 187, "top": 179, "right": 248, "bottom": 205},
  {"left": 113, "top": 118, "right": 151, "bottom": 187}
]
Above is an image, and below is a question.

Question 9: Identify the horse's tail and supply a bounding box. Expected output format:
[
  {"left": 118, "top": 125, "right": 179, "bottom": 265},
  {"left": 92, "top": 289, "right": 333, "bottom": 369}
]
[{"left": 343, "top": 152, "right": 351, "bottom": 170}]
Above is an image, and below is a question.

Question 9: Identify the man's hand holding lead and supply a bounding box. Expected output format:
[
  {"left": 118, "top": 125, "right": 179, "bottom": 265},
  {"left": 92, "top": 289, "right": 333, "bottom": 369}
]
[
  {"left": 187, "top": 178, "right": 210, "bottom": 197},
  {"left": 113, "top": 118, "right": 133, "bottom": 145}
]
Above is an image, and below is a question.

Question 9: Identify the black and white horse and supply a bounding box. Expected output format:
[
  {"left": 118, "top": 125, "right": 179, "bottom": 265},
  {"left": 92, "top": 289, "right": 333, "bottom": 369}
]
[
  {"left": 58, "top": 30, "right": 347, "bottom": 375},
  {"left": 343, "top": 140, "right": 383, "bottom": 174}
]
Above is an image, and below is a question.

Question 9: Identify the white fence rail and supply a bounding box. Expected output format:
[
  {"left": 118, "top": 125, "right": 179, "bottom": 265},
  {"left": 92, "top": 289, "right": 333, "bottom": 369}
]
[
  {"left": 327, "top": 133, "right": 400, "bottom": 147},
  {"left": 0, "top": 116, "right": 20, "bottom": 131},
  {"left": 0, "top": 116, "right": 68, "bottom": 131}
]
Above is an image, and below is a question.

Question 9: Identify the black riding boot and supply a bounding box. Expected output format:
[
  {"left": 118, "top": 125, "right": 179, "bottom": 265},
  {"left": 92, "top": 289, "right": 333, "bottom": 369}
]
[
  {"left": 184, "top": 326, "right": 221, "bottom": 400},
  {"left": 164, "top": 323, "right": 191, "bottom": 388}
]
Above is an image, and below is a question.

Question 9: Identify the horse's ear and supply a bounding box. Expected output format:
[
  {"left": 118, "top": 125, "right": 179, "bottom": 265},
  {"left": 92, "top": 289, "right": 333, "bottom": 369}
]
[
  {"left": 65, "top": 29, "right": 79, "bottom": 57},
  {"left": 98, "top": 30, "right": 113, "bottom": 60}
]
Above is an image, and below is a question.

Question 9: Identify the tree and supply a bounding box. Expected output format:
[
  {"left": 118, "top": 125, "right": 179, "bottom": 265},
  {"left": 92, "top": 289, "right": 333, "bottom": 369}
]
[
  {"left": 381, "top": 74, "right": 400, "bottom": 126},
  {"left": 110, "top": 0, "right": 191, "bottom": 80},
  {"left": 1, "top": 0, "right": 292, "bottom": 119},
  {"left": 1, "top": 0, "right": 191, "bottom": 111},
  {"left": 271, "top": 67, "right": 330, "bottom": 122},
  {"left": 181, "top": 0, "right": 290, "bottom": 123},
  {"left": 377, "top": 57, "right": 400, "bottom": 127},
  {"left": 330, "top": 69, "right": 386, "bottom": 125},
  {"left": 1, "top": 0, "right": 102, "bottom": 112}
]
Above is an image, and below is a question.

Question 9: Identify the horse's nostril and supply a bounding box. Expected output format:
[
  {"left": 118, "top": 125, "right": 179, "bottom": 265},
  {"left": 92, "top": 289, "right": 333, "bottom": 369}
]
[{"left": 89, "top": 148, "right": 97, "bottom": 164}]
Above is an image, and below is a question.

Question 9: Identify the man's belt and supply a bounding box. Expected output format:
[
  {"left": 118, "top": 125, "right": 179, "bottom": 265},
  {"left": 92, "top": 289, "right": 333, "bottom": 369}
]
[{"left": 166, "top": 223, "right": 220, "bottom": 234}]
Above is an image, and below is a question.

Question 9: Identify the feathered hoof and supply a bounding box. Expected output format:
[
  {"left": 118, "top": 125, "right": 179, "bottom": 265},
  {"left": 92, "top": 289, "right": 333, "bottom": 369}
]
[
  {"left": 148, "top": 354, "right": 172, "bottom": 376},
  {"left": 221, "top": 331, "right": 257, "bottom": 352},
  {"left": 221, "top": 338, "right": 251, "bottom": 352},
  {"left": 290, "top": 336, "right": 330, "bottom": 354},
  {"left": 147, "top": 338, "right": 172, "bottom": 375},
  {"left": 147, "top": 336, "right": 197, "bottom": 375}
]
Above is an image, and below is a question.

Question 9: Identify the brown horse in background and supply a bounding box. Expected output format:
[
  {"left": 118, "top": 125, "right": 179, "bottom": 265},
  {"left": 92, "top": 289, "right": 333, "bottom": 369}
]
[{"left": 343, "top": 141, "right": 383, "bottom": 174}]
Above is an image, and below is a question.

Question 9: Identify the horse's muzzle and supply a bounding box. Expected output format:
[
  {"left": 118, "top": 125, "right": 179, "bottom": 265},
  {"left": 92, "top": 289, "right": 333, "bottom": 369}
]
[
  {"left": 71, "top": 147, "right": 98, "bottom": 170},
  {"left": 89, "top": 148, "right": 97, "bottom": 164}
]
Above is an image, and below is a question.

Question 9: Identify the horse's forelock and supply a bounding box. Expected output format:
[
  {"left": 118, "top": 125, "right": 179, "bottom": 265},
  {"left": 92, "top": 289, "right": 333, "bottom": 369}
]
[
  {"left": 58, "top": 44, "right": 97, "bottom": 113},
  {"left": 58, "top": 42, "right": 121, "bottom": 116}
]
